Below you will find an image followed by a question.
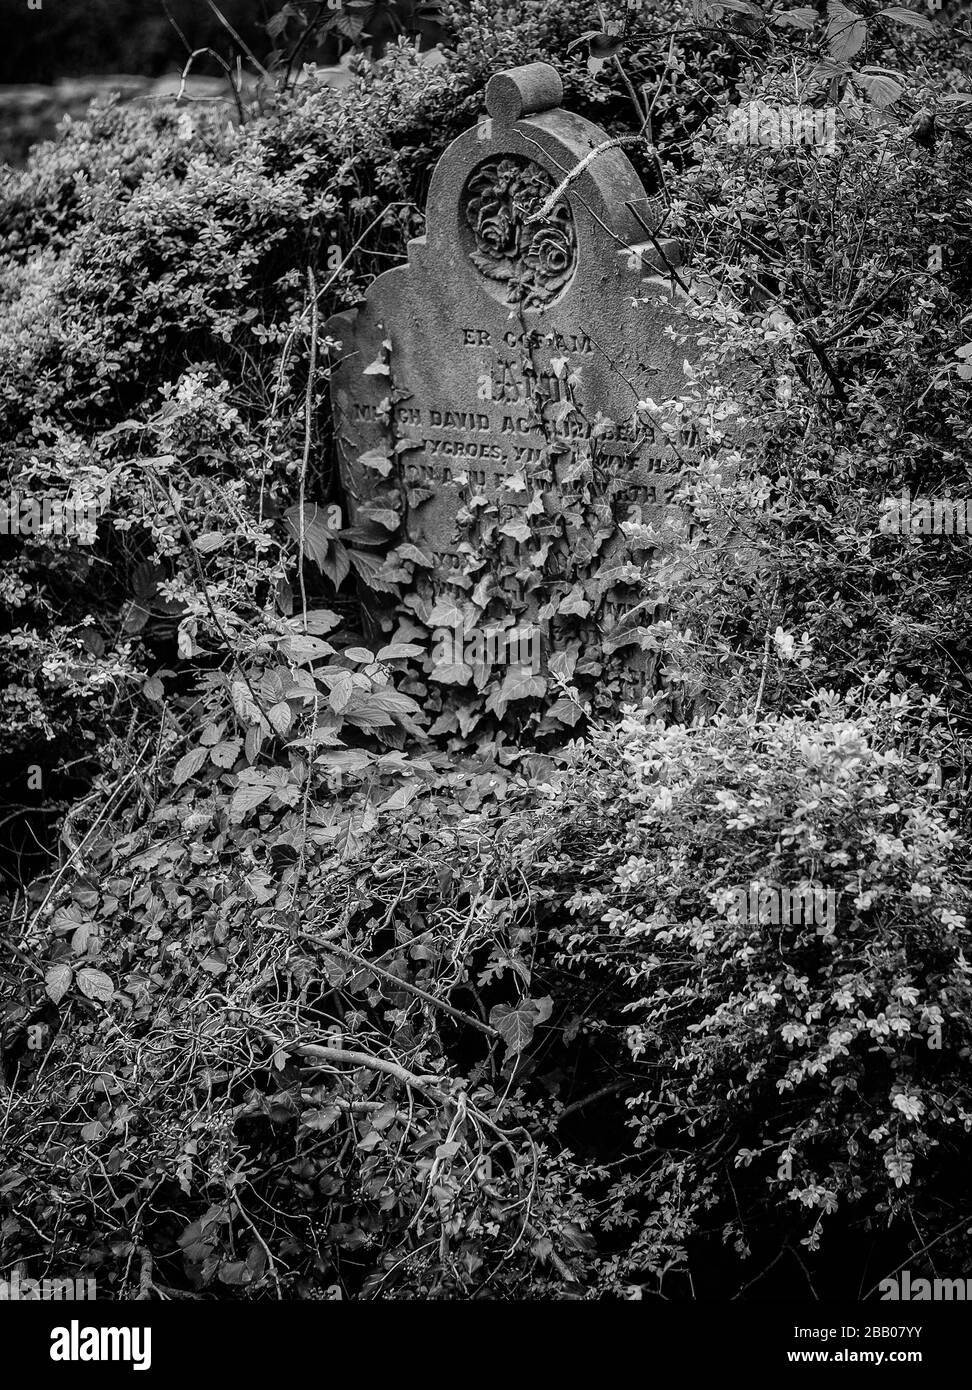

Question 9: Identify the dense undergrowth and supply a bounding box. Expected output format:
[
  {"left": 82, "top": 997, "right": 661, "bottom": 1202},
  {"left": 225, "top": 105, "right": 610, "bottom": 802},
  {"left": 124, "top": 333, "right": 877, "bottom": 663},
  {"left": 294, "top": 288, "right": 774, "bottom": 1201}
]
[{"left": 1, "top": 0, "right": 972, "bottom": 1298}]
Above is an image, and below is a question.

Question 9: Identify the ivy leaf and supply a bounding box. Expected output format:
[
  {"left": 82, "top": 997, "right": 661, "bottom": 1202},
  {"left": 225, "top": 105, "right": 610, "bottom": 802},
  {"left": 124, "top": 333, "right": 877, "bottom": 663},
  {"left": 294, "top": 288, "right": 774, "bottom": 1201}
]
[
  {"left": 343, "top": 688, "right": 422, "bottom": 730},
  {"left": 548, "top": 695, "right": 584, "bottom": 727},
  {"left": 71, "top": 921, "right": 96, "bottom": 955},
  {"left": 230, "top": 772, "right": 275, "bottom": 824},
  {"left": 395, "top": 543, "right": 434, "bottom": 567},
  {"left": 52, "top": 904, "right": 90, "bottom": 935},
  {"left": 376, "top": 642, "right": 425, "bottom": 660},
  {"left": 808, "top": 57, "right": 852, "bottom": 93},
  {"left": 268, "top": 701, "right": 293, "bottom": 736},
  {"left": 826, "top": 1, "right": 867, "bottom": 62},
  {"left": 548, "top": 650, "right": 578, "bottom": 680},
  {"left": 879, "top": 4, "right": 934, "bottom": 30},
  {"left": 209, "top": 738, "right": 243, "bottom": 769},
  {"left": 348, "top": 548, "right": 399, "bottom": 593},
  {"left": 361, "top": 507, "right": 401, "bottom": 531},
  {"left": 855, "top": 69, "right": 903, "bottom": 107},
  {"left": 497, "top": 668, "right": 547, "bottom": 704},
  {"left": 298, "top": 609, "right": 341, "bottom": 635},
  {"left": 362, "top": 355, "right": 391, "bottom": 376},
  {"left": 427, "top": 597, "right": 465, "bottom": 627},
  {"left": 301, "top": 1105, "right": 342, "bottom": 1133},
  {"left": 268, "top": 843, "right": 299, "bottom": 873},
  {"left": 603, "top": 626, "right": 644, "bottom": 654},
  {"left": 231, "top": 680, "right": 261, "bottom": 725},
  {"left": 558, "top": 589, "right": 592, "bottom": 618},
  {"left": 285, "top": 503, "right": 338, "bottom": 568},
  {"left": 358, "top": 448, "right": 393, "bottom": 476},
  {"left": 76, "top": 967, "right": 114, "bottom": 1002},
  {"left": 331, "top": 8, "right": 371, "bottom": 41},
  {"left": 218, "top": 1261, "right": 252, "bottom": 1287},
  {"left": 328, "top": 670, "right": 355, "bottom": 713},
  {"left": 280, "top": 633, "right": 336, "bottom": 665},
  {"left": 122, "top": 601, "right": 150, "bottom": 635},
  {"left": 530, "top": 996, "right": 554, "bottom": 1024},
  {"left": 381, "top": 783, "right": 422, "bottom": 811},
  {"left": 406, "top": 484, "right": 436, "bottom": 511},
  {"left": 375, "top": 1100, "right": 400, "bottom": 1134},
  {"left": 173, "top": 746, "right": 209, "bottom": 787},
  {"left": 500, "top": 518, "right": 532, "bottom": 543},
  {"left": 316, "top": 748, "right": 372, "bottom": 774},
  {"left": 45, "top": 963, "right": 73, "bottom": 1004},
  {"left": 430, "top": 661, "right": 473, "bottom": 685},
  {"left": 288, "top": 725, "right": 343, "bottom": 753},
  {"left": 489, "top": 1002, "right": 537, "bottom": 1056},
  {"left": 245, "top": 868, "right": 276, "bottom": 905}
]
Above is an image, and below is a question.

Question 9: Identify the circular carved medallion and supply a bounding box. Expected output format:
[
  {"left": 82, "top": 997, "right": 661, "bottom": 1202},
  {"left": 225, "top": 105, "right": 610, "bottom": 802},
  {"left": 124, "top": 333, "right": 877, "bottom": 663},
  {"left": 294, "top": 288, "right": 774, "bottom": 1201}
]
[{"left": 461, "top": 155, "right": 577, "bottom": 307}]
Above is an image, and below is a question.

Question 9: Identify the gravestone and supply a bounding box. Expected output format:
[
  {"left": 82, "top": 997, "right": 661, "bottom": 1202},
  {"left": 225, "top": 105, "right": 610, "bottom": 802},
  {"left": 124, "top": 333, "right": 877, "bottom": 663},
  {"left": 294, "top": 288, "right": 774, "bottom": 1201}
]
[{"left": 325, "top": 62, "right": 700, "bottom": 732}]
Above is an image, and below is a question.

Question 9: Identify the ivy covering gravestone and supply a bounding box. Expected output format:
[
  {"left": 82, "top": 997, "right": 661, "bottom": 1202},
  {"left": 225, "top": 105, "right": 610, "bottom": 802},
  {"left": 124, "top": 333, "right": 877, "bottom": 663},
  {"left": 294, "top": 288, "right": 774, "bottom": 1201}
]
[{"left": 326, "top": 61, "right": 700, "bottom": 739}]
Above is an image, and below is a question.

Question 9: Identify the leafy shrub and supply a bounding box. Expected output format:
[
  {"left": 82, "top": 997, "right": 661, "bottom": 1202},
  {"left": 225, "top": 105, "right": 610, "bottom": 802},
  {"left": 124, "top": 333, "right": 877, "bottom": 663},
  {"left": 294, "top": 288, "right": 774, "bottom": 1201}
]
[
  {"left": 530, "top": 689, "right": 972, "bottom": 1294},
  {"left": 3, "top": 689, "right": 969, "bottom": 1299},
  {"left": 0, "top": 741, "right": 605, "bottom": 1298}
]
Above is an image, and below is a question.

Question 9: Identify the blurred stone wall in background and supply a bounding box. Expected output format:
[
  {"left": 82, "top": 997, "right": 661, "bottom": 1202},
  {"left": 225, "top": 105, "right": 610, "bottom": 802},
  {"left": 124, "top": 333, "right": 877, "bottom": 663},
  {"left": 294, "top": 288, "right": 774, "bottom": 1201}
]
[
  {"left": 0, "top": 75, "right": 236, "bottom": 165},
  {"left": 0, "top": 0, "right": 265, "bottom": 164},
  {"left": 0, "top": 0, "right": 438, "bottom": 165}
]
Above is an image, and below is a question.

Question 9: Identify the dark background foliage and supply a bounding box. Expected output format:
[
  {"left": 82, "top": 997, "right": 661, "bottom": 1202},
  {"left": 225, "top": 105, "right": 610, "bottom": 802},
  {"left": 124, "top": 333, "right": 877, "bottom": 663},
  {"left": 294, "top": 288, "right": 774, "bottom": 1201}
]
[{"left": 0, "top": 0, "right": 269, "bottom": 82}]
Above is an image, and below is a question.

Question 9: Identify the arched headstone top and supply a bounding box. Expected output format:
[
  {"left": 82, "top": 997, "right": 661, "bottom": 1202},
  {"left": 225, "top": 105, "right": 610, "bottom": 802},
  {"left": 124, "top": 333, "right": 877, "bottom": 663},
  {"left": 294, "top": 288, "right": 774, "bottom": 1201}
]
[{"left": 412, "top": 64, "right": 662, "bottom": 313}]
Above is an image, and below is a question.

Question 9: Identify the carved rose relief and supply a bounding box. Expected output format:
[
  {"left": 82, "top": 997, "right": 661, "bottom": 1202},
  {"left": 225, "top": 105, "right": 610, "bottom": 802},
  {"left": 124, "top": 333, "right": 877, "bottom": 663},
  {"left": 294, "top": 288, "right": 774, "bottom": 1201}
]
[{"left": 462, "top": 156, "right": 576, "bottom": 307}]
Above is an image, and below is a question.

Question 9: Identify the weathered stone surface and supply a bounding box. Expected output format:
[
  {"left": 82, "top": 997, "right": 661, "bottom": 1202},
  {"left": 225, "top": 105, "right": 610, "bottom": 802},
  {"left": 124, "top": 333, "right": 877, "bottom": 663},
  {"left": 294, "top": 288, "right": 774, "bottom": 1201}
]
[{"left": 325, "top": 62, "right": 700, "bottom": 726}]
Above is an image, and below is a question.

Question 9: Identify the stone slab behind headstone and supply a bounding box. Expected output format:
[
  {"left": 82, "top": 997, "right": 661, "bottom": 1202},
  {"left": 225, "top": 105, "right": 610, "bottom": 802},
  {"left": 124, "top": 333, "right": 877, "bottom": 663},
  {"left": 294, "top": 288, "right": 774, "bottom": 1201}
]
[{"left": 325, "top": 63, "right": 701, "bottom": 728}]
